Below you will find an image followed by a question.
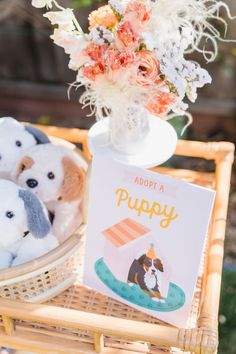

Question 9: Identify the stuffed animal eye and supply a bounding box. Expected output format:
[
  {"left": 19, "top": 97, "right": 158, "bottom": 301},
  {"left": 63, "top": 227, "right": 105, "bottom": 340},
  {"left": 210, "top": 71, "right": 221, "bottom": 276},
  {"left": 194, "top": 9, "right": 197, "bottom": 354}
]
[
  {"left": 15, "top": 140, "right": 22, "bottom": 147},
  {"left": 6, "top": 211, "right": 14, "bottom": 219},
  {"left": 47, "top": 172, "right": 55, "bottom": 180}
]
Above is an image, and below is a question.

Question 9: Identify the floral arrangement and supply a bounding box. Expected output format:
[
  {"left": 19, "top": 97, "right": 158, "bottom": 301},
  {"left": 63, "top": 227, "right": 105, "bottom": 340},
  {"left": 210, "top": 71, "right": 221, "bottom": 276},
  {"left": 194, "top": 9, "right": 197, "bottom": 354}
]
[{"left": 32, "top": 0, "right": 235, "bottom": 128}]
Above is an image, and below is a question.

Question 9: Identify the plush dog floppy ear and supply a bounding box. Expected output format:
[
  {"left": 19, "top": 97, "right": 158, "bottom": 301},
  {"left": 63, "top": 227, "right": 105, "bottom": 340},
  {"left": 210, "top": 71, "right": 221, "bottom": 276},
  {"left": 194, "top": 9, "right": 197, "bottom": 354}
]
[
  {"left": 24, "top": 125, "right": 50, "bottom": 144},
  {"left": 60, "top": 157, "right": 85, "bottom": 202},
  {"left": 19, "top": 189, "right": 51, "bottom": 238},
  {"left": 17, "top": 156, "right": 34, "bottom": 176}
]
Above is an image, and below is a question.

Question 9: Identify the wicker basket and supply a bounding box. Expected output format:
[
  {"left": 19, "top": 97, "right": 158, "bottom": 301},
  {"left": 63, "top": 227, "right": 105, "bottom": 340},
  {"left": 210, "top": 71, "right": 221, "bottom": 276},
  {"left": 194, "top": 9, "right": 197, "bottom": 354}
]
[
  {"left": 0, "top": 124, "right": 234, "bottom": 354},
  {"left": 0, "top": 230, "right": 85, "bottom": 303},
  {"left": 0, "top": 130, "right": 88, "bottom": 303}
]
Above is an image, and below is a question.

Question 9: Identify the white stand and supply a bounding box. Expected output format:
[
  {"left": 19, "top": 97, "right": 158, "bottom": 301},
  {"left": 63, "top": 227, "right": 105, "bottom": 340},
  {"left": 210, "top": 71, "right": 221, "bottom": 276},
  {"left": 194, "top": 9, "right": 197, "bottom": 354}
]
[{"left": 88, "top": 116, "right": 177, "bottom": 168}]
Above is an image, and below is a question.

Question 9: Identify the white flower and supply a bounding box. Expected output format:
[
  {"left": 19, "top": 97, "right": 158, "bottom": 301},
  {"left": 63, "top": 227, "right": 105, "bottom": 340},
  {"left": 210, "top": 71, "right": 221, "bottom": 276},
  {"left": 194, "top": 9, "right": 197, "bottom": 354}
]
[
  {"left": 90, "top": 26, "right": 114, "bottom": 45},
  {"left": 31, "top": 0, "right": 53, "bottom": 8},
  {"left": 185, "top": 65, "right": 212, "bottom": 102},
  {"left": 108, "top": 0, "right": 129, "bottom": 15},
  {"left": 69, "top": 51, "right": 89, "bottom": 71},
  {"left": 51, "top": 28, "right": 88, "bottom": 70},
  {"left": 44, "top": 9, "right": 75, "bottom": 31},
  {"left": 171, "top": 99, "right": 189, "bottom": 115},
  {"left": 153, "top": 26, "right": 211, "bottom": 104},
  {"left": 51, "top": 29, "right": 84, "bottom": 53},
  {"left": 141, "top": 32, "right": 156, "bottom": 51}
]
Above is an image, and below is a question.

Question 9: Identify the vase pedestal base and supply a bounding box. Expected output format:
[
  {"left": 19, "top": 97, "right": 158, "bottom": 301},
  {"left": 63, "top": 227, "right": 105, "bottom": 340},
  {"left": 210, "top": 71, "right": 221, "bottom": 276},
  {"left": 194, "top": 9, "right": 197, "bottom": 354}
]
[{"left": 88, "top": 116, "right": 177, "bottom": 168}]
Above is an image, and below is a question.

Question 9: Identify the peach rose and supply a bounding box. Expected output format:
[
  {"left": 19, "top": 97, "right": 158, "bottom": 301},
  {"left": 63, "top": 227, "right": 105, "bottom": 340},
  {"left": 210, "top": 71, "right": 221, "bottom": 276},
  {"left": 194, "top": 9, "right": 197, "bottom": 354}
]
[
  {"left": 89, "top": 5, "right": 118, "bottom": 31},
  {"left": 136, "top": 50, "right": 159, "bottom": 86}
]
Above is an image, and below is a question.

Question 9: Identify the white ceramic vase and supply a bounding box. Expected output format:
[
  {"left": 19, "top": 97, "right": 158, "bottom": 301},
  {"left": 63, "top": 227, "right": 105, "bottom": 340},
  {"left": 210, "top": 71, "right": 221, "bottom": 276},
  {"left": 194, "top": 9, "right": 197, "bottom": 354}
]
[{"left": 109, "top": 105, "right": 150, "bottom": 155}]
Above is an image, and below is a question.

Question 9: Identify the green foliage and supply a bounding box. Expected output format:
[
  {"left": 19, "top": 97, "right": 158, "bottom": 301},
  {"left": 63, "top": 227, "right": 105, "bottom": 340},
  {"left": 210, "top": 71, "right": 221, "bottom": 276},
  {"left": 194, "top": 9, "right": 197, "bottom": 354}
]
[
  {"left": 72, "top": 0, "right": 103, "bottom": 8},
  {"left": 37, "top": 116, "right": 52, "bottom": 125},
  {"left": 218, "top": 268, "right": 236, "bottom": 354},
  {"left": 72, "top": 0, "right": 93, "bottom": 8}
]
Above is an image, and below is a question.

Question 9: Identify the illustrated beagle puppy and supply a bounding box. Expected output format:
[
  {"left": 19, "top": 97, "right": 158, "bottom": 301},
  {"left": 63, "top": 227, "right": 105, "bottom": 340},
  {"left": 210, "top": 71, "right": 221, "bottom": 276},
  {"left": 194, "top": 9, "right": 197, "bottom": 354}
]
[
  {"left": 0, "top": 180, "right": 58, "bottom": 269},
  {"left": 13, "top": 144, "right": 87, "bottom": 243},
  {"left": 0, "top": 117, "right": 50, "bottom": 180},
  {"left": 127, "top": 251, "right": 165, "bottom": 302}
]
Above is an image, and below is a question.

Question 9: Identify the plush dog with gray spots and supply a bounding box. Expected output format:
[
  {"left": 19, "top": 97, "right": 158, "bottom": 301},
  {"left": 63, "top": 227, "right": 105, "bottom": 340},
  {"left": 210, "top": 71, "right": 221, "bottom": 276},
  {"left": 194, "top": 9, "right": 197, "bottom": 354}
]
[
  {"left": 0, "top": 179, "right": 58, "bottom": 269},
  {"left": 0, "top": 117, "right": 50, "bottom": 180}
]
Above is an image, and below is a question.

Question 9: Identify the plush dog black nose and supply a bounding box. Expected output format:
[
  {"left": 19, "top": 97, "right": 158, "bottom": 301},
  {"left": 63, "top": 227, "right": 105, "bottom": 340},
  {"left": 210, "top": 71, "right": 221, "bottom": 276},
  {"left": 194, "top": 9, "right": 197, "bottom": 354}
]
[
  {"left": 151, "top": 269, "right": 156, "bottom": 274},
  {"left": 26, "top": 179, "right": 38, "bottom": 188}
]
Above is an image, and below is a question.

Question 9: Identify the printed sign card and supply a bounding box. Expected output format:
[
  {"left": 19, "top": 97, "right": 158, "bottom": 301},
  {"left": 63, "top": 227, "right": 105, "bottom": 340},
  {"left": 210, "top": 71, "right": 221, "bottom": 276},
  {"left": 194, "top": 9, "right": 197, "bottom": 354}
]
[{"left": 84, "top": 154, "right": 215, "bottom": 327}]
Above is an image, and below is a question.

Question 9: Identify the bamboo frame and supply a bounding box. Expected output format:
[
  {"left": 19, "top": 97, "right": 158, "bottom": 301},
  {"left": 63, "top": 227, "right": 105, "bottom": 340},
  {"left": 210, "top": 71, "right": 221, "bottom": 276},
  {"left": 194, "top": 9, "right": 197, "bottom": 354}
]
[{"left": 0, "top": 124, "right": 233, "bottom": 354}]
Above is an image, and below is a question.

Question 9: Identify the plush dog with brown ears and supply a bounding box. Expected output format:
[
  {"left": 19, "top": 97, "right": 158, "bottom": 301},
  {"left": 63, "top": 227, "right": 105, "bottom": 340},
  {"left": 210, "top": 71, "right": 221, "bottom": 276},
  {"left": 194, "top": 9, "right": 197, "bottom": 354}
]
[{"left": 13, "top": 144, "right": 87, "bottom": 243}]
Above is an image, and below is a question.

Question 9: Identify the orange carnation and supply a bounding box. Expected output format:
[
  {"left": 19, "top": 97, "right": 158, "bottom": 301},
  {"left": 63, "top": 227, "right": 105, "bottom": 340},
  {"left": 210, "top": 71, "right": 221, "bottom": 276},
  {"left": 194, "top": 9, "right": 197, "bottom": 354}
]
[
  {"left": 89, "top": 5, "right": 118, "bottom": 31},
  {"left": 83, "top": 43, "right": 108, "bottom": 62},
  {"left": 116, "top": 21, "right": 139, "bottom": 51},
  {"left": 146, "top": 92, "right": 176, "bottom": 117},
  {"left": 125, "top": 1, "right": 150, "bottom": 31},
  {"left": 105, "top": 49, "right": 135, "bottom": 70},
  {"left": 82, "top": 62, "right": 105, "bottom": 80}
]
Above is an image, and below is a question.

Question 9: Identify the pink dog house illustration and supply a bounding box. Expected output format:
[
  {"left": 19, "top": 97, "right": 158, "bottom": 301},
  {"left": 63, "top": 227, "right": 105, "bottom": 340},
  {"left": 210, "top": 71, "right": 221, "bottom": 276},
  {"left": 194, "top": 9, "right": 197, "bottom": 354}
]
[{"left": 103, "top": 218, "right": 170, "bottom": 298}]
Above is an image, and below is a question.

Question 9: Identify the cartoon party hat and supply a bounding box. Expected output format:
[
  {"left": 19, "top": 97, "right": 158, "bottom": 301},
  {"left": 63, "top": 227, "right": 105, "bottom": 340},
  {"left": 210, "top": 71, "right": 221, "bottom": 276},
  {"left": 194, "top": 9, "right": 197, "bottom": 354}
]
[{"left": 147, "top": 243, "right": 156, "bottom": 260}]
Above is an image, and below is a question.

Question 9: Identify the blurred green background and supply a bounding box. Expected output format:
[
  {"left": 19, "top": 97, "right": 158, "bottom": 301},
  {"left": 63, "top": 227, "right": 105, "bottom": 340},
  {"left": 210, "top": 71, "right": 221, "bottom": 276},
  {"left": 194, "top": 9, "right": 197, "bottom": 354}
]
[{"left": 0, "top": 0, "right": 235, "bottom": 352}]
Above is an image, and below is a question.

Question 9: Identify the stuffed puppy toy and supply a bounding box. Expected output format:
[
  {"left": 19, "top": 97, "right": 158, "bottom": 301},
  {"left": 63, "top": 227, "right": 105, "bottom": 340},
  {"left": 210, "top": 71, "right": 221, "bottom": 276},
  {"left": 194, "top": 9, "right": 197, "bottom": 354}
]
[
  {"left": 13, "top": 144, "right": 87, "bottom": 243},
  {"left": 0, "top": 117, "right": 50, "bottom": 180},
  {"left": 0, "top": 179, "right": 58, "bottom": 269}
]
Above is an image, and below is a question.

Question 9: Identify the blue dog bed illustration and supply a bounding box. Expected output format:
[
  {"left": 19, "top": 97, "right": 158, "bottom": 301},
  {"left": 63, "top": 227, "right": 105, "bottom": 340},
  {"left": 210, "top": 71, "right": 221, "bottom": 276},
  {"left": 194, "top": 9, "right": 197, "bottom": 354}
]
[{"left": 95, "top": 258, "right": 185, "bottom": 312}]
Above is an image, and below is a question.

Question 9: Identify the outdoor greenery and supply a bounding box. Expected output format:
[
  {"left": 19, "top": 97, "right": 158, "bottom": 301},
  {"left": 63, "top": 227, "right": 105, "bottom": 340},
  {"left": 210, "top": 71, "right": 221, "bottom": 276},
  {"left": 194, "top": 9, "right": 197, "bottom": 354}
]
[
  {"left": 218, "top": 268, "right": 236, "bottom": 354},
  {"left": 72, "top": 0, "right": 103, "bottom": 8},
  {"left": 72, "top": 0, "right": 93, "bottom": 7}
]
